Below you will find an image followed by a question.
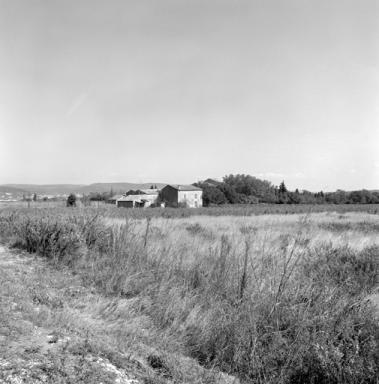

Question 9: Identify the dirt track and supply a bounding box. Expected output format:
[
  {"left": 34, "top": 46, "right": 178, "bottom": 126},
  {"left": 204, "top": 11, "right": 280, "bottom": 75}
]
[
  {"left": 0, "top": 245, "right": 140, "bottom": 384},
  {"left": 0, "top": 246, "right": 239, "bottom": 384}
]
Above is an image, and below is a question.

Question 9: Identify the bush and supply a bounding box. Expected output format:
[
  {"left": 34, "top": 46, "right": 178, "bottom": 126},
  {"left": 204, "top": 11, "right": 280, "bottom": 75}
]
[
  {"left": 66, "top": 193, "right": 77, "bottom": 207},
  {"left": 12, "top": 215, "right": 81, "bottom": 262}
]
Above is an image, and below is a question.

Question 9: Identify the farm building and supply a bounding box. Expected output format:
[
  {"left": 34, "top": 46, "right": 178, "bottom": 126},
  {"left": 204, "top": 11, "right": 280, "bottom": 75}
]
[
  {"left": 116, "top": 189, "right": 158, "bottom": 208},
  {"left": 160, "top": 185, "right": 202, "bottom": 208},
  {"left": 107, "top": 194, "right": 124, "bottom": 204}
]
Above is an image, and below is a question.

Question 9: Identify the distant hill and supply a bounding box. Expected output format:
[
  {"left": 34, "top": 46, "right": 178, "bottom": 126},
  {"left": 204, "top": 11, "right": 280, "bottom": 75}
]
[
  {"left": 0, "top": 186, "right": 28, "bottom": 194},
  {"left": 3, "top": 184, "right": 85, "bottom": 195},
  {"left": 1, "top": 182, "right": 169, "bottom": 196},
  {"left": 79, "top": 183, "right": 168, "bottom": 194},
  {"left": 0, "top": 185, "right": 29, "bottom": 201}
]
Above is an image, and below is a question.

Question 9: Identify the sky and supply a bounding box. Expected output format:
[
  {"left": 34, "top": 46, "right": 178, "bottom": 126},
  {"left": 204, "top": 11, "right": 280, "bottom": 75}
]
[{"left": 0, "top": 0, "right": 378, "bottom": 191}]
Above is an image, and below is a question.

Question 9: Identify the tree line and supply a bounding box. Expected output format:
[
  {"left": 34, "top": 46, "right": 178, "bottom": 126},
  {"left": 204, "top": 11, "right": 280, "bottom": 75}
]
[{"left": 194, "top": 175, "right": 379, "bottom": 206}]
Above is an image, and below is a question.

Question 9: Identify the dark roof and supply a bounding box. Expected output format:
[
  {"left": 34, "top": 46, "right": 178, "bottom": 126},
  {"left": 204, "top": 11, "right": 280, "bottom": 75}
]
[
  {"left": 139, "top": 189, "right": 159, "bottom": 195},
  {"left": 167, "top": 184, "right": 202, "bottom": 192},
  {"left": 108, "top": 194, "right": 124, "bottom": 200},
  {"left": 126, "top": 189, "right": 159, "bottom": 196},
  {"left": 202, "top": 178, "right": 222, "bottom": 186}
]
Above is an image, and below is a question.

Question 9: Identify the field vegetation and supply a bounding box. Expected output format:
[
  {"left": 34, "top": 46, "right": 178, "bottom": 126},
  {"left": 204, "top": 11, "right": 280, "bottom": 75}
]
[
  {"left": 0, "top": 206, "right": 378, "bottom": 383},
  {"left": 2, "top": 201, "right": 379, "bottom": 218}
]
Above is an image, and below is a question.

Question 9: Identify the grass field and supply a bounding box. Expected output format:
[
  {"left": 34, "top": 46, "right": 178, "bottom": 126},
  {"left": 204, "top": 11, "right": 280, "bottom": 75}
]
[
  {"left": 0, "top": 205, "right": 378, "bottom": 383},
  {"left": 2, "top": 201, "right": 379, "bottom": 216}
]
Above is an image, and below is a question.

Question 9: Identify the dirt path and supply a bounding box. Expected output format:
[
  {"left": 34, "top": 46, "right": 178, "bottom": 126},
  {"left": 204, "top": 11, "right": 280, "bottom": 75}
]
[
  {"left": 0, "top": 246, "right": 239, "bottom": 384},
  {"left": 0, "top": 245, "right": 142, "bottom": 384}
]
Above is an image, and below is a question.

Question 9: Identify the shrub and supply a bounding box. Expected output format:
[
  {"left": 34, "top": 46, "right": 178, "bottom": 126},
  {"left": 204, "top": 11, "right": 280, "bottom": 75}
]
[
  {"left": 11, "top": 215, "right": 81, "bottom": 262},
  {"left": 66, "top": 193, "right": 77, "bottom": 207}
]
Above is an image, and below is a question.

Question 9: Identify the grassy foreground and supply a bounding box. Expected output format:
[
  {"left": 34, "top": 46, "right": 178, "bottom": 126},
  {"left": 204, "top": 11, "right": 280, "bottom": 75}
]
[
  {"left": 0, "top": 207, "right": 378, "bottom": 383},
  {"left": 0, "top": 245, "right": 236, "bottom": 384}
]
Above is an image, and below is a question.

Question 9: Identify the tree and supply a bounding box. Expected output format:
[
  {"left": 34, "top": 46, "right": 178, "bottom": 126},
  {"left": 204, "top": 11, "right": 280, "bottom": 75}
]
[
  {"left": 277, "top": 181, "right": 289, "bottom": 203},
  {"left": 201, "top": 186, "right": 227, "bottom": 206},
  {"left": 218, "top": 183, "right": 240, "bottom": 204},
  {"left": 223, "top": 174, "right": 277, "bottom": 202},
  {"left": 32, "top": 193, "right": 37, "bottom": 202},
  {"left": 279, "top": 181, "right": 288, "bottom": 194},
  {"left": 314, "top": 191, "right": 326, "bottom": 204},
  {"left": 66, "top": 193, "right": 77, "bottom": 207},
  {"left": 288, "top": 191, "right": 301, "bottom": 204},
  {"left": 89, "top": 192, "right": 110, "bottom": 201},
  {"left": 328, "top": 189, "right": 348, "bottom": 204}
]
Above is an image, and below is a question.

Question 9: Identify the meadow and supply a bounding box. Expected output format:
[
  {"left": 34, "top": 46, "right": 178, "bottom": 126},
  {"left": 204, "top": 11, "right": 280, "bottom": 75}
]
[
  {"left": 2, "top": 201, "right": 379, "bottom": 217},
  {"left": 0, "top": 205, "right": 378, "bottom": 383}
]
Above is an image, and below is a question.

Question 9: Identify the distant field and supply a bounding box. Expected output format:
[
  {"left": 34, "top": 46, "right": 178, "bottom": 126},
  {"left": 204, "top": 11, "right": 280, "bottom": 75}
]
[
  {"left": 2, "top": 201, "right": 379, "bottom": 217},
  {"left": 104, "top": 203, "right": 379, "bottom": 219},
  {"left": 0, "top": 205, "right": 378, "bottom": 383}
]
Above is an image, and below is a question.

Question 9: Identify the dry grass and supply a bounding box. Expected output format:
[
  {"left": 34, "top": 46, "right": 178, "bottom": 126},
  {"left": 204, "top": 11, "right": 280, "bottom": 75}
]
[
  {"left": 0, "top": 245, "right": 235, "bottom": 384},
  {"left": 0, "top": 207, "right": 378, "bottom": 383}
]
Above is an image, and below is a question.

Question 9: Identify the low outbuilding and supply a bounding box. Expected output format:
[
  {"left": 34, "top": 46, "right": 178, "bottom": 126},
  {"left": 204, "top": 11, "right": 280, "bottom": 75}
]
[
  {"left": 107, "top": 194, "right": 124, "bottom": 204},
  {"left": 116, "top": 189, "right": 159, "bottom": 208}
]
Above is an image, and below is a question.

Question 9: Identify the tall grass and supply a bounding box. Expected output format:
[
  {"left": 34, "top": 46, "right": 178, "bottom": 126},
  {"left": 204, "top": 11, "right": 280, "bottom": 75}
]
[{"left": 0, "top": 208, "right": 377, "bottom": 383}]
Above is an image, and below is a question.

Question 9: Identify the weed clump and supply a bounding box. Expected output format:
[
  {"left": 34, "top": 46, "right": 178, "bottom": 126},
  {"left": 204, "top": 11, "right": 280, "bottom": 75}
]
[
  {"left": 186, "top": 222, "right": 215, "bottom": 240},
  {"left": 304, "top": 244, "right": 378, "bottom": 295}
]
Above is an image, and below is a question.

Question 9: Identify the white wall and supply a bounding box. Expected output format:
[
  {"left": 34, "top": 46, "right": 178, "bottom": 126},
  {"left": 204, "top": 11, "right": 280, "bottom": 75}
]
[{"left": 178, "top": 190, "right": 202, "bottom": 208}]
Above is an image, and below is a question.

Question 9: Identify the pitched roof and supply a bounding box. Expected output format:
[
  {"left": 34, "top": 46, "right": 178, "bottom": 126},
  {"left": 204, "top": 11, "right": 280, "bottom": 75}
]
[
  {"left": 167, "top": 184, "right": 202, "bottom": 191},
  {"left": 202, "top": 178, "right": 222, "bottom": 186},
  {"left": 118, "top": 192, "right": 158, "bottom": 202},
  {"left": 117, "top": 195, "right": 144, "bottom": 202}
]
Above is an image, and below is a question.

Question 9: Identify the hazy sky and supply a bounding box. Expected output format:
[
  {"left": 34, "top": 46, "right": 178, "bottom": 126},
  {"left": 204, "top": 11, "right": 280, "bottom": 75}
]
[{"left": 0, "top": 0, "right": 378, "bottom": 191}]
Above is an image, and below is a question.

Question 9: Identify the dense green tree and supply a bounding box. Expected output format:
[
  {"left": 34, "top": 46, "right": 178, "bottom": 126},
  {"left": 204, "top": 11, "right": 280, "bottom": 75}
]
[
  {"left": 223, "top": 174, "right": 277, "bottom": 202},
  {"left": 279, "top": 181, "right": 288, "bottom": 194},
  {"left": 217, "top": 183, "right": 240, "bottom": 204},
  {"left": 201, "top": 186, "right": 227, "bottom": 206},
  {"left": 348, "top": 190, "right": 378, "bottom": 204},
  {"left": 287, "top": 191, "right": 301, "bottom": 204},
  {"left": 277, "top": 181, "right": 289, "bottom": 203},
  {"left": 89, "top": 192, "right": 112, "bottom": 201},
  {"left": 196, "top": 175, "right": 378, "bottom": 206},
  {"left": 325, "top": 189, "right": 348, "bottom": 204}
]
